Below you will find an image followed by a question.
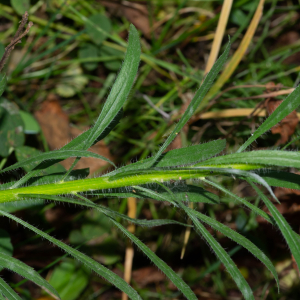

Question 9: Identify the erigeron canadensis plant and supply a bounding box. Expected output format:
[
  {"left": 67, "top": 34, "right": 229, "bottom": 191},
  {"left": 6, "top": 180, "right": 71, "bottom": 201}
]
[{"left": 1, "top": 24, "right": 300, "bottom": 300}]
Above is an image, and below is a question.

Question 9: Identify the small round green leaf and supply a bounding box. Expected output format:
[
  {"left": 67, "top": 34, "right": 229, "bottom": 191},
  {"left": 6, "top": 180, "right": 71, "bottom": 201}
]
[
  {"left": 85, "top": 14, "right": 111, "bottom": 45},
  {"left": 99, "top": 46, "right": 123, "bottom": 71},
  {"left": 79, "top": 43, "right": 98, "bottom": 71},
  {"left": 10, "top": 0, "right": 30, "bottom": 15}
]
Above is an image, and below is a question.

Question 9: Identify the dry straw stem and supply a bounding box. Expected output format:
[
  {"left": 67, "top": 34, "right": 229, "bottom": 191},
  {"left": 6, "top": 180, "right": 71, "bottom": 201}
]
[
  {"left": 180, "top": 202, "right": 193, "bottom": 259},
  {"left": 205, "top": 0, "right": 233, "bottom": 74},
  {"left": 197, "top": 0, "right": 265, "bottom": 112},
  {"left": 122, "top": 197, "right": 137, "bottom": 300},
  {"left": 0, "top": 11, "right": 33, "bottom": 72}
]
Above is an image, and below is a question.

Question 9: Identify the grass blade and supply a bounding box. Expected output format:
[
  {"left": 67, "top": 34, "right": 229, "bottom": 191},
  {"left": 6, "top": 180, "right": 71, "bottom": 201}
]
[
  {"left": 109, "top": 217, "right": 198, "bottom": 300},
  {"left": 192, "top": 210, "right": 279, "bottom": 290},
  {"left": 237, "top": 84, "right": 300, "bottom": 153},
  {"left": 156, "top": 183, "right": 254, "bottom": 300},
  {"left": 197, "top": 150, "right": 300, "bottom": 169},
  {"left": 0, "top": 210, "right": 142, "bottom": 300},
  {"left": 0, "top": 252, "right": 60, "bottom": 299},
  {"left": 180, "top": 204, "right": 254, "bottom": 300},
  {"left": 201, "top": 178, "right": 275, "bottom": 225},
  {"left": 92, "top": 184, "right": 219, "bottom": 204},
  {"left": 247, "top": 180, "right": 300, "bottom": 271},
  {"left": 18, "top": 194, "right": 190, "bottom": 228},
  {"left": 142, "top": 41, "right": 230, "bottom": 169},
  {"left": 0, "top": 150, "right": 115, "bottom": 175},
  {"left": 0, "top": 277, "right": 22, "bottom": 300},
  {"left": 84, "top": 24, "right": 140, "bottom": 149}
]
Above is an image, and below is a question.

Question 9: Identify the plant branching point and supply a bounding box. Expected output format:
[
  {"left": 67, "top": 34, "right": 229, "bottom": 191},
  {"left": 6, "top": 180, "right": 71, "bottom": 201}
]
[{"left": 0, "top": 11, "right": 33, "bottom": 73}]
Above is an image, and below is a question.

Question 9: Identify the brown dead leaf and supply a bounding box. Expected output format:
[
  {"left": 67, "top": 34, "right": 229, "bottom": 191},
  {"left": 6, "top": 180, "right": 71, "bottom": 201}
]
[
  {"left": 102, "top": 1, "right": 151, "bottom": 38},
  {"left": 34, "top": 94, "right": 114, "bottom": 174},
  {"left": 265, "top": 83, "right": 298, "bottom": 145}
]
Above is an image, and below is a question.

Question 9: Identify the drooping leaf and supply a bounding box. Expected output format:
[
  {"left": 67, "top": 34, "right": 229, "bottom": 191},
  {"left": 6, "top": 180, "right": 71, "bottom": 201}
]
[
  {"left": 0, "top": 277, "right": 22, "bottom": 300},
  {"left": 18, "top": 194, "right": 191, "bottom": 228},
  {"left": 92, "top": 184, "right": 219, "bottom": 204},
  {"left": 237, "top": 84, "right": 300, "bottom": 153},
  {"left": 192, "top": 210, "right": 279, "bottom": 290},
  {"left": 0, "top": 209, "right": 142, "bottom": 300},
  {"left": 0, "top": 251, "right": 60, "bottom": 299},
  {"left": 109, "top": 217, "right": 198, "bottom": 300},
  {"left": 247, "top": 180, "right": 300, "bottom": 272}
]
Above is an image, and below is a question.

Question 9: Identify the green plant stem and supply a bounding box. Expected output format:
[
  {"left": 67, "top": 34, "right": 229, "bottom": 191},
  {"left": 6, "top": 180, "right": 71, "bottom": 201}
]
[{"left": 0, "top": 164, "right": 263, "bottom": 203}]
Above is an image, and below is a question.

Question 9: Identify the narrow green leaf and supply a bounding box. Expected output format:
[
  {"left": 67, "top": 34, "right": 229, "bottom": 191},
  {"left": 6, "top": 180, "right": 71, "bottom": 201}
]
[
  {"left": 0, "top": 210, "right": 142, "bottom": 300},
  {"left": 92, "top": 184, "right": 219, "bottom": 204},
  {"left": 180, "top": 203, "right": 254, "bottom": 300},
  {"left": 0, "top": 149, "right": 115, "bottom": 174},
  {"left": 143, "top": 41, "right": 230, "bottom": 169},
  {"left": 201, "top": 178, "right": 276, "bottom": 225},
  {"left": 109, "top": 217, "right": 198, "bottom": 300},
  {"left": 0, "top": 252, "right": 60, "bottom": 299},
  {"left": 84, "top": 24, "right": 140, "bottom": 149},
  {"left": 197, "top": 150, "right": 300, "bottom": 169},
  {"left": 156, "top": 183, "right": 254, "bottom": 300},
  {"left": 192, "top": 210, "right": 279, "bottom": 290},
  {"left": 109, "top": 139, "right": 226, "bottom": 176},
  {"left": 247, "top": 180, "right": 300, "bottom": 271},
  {"left": 237, "top": 84, "right": 300, "bottom": 153},
  {"left": 158, "top": 183, "right": 254, "bottom": 300},
  {"left": 18, "top": 194, "right": 190, "bottom": 228},
  {"left": 0, "top": 277, "right": 22, "bottom": 300}
]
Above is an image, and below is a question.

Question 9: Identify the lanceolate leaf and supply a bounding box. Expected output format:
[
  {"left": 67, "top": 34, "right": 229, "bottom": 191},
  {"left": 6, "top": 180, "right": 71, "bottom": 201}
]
[
  {"left": 109, "top": 217, "right": 198, "bottom": 300},
  {"left": 0, "top": 210, "right": 142, "bottom": 300},
  {"left": 247, "top": 180, "right": 300, "bottom": 271},
  {"left": 0, "top": 277, "right": 22, "bottom": 300},
  {"left": 92, "top": 184, "right": 220, "bottom": 204},
  {"left": 192, "top": 210, "right": 279, "bottom": 290},
  {"left": 156, "top": 183, "right": 255, "bottom": 300},
  {"left": 18, "top": 194, "right": 191, "bottom": 228},
  {"left": 84, "top": 24, "right": 140, "bottom": 149},
  {"left": 0, "top": 150, "right": 115, "bottom": 174},
  {"left": 142, "top": 41, "right": 230, "bottom": 169},
  {"left": 201, "top": 178, "right": 276, "bottom": 225},
  {"left": 237, "top": 84, "right": 300, "bottom": 153},
  {"left": 180, "top": 202, "right": 255, "bottom": 300},
  {"left": 197, "top": 150, "right": 300, "bottom": 169},
  {"left": 109, "top": 139, "right": 226, "bottom": 176},
  {"left": 0, "top": 252, "right": 60, "bottom": 299}
]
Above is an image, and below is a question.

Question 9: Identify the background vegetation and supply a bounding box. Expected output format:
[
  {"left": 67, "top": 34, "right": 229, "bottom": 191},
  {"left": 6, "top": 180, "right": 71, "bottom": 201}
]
[{"left": 1, "top": 0, "right": 300, "bottom": 299}]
